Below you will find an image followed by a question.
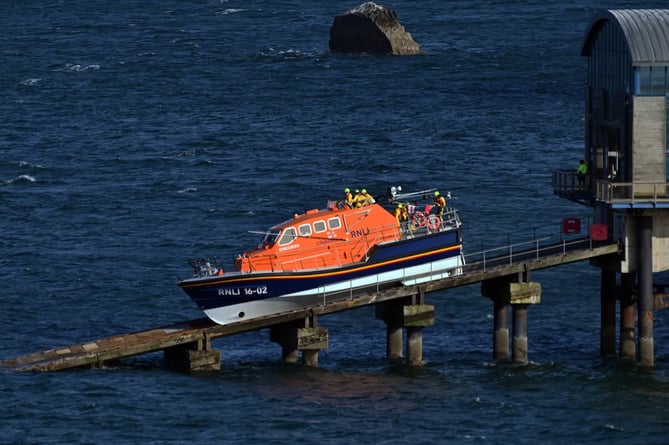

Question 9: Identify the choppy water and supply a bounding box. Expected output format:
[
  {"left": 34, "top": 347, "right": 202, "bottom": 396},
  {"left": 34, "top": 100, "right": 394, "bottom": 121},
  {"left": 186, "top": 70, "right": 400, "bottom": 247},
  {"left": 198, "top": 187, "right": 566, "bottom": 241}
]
[{"left": 3, "top": 1, "right": 669, "bottom": 444}]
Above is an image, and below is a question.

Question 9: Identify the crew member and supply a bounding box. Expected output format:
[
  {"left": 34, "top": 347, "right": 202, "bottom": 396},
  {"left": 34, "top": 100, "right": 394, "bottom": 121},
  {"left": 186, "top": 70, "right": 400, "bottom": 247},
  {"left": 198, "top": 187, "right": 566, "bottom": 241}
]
[
  {"left": 576, "top": 160, "right": 587, "bottom": 190},
  {"left": 433, "top": 191, "right": 446, "bottom": 215},
  {"left": 361, "top": 188, "right": 375, "bottom": 206},
  {"left": 393, "top": 203, "right": 408, "bottom": 226},
  {"left": 352, "top": 189, "right": 364, "bottom": 208},
  {"left": 343, "top": 187, "right": 353, "bottom": 209}
]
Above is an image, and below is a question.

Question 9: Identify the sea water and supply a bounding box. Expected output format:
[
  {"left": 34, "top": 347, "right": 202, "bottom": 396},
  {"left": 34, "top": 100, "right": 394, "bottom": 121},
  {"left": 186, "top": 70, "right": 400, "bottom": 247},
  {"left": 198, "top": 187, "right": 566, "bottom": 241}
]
[{"left": 2, "top": 1, "right": 669, "bottom": 443}]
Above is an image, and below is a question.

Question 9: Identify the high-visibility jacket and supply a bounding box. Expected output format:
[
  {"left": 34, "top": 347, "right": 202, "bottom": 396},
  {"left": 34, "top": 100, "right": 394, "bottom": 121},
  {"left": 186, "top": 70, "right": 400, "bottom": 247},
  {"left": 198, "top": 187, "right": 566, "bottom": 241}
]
[
  {"left": 434, "top": 195, "right": 446, "bottom": 214},
  {"left": 344, "top": 191, "right": 353, "bottom": 207},
  {"left": 362, "top": 192, "right": 375, "bottom": 206},
  {"left": 352, "top": 192, "right": 364, "bottom": 208}
]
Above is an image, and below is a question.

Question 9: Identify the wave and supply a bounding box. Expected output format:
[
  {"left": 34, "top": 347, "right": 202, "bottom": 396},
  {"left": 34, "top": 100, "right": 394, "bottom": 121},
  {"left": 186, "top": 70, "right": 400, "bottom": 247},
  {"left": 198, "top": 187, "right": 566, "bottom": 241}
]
[
  {"left": 216, "top": 9, "right": 245, "bottom": 16},
  {"left": 19, "top": 78, "right": 41, "bottom": 86},
  {"left": 59, "top": 63, "right": 101, "bottom": 72},
  {"left": 1, "top": 174, "right": 36, "bottom": 186}
]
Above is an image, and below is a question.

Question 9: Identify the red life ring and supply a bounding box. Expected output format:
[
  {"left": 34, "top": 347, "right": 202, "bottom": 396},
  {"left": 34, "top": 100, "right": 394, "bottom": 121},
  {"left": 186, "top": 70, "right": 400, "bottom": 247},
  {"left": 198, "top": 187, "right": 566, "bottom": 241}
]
[
  {"left": 427, "top": 214, "right": 441, "bottom": 230},
  {"left": 412, "top": 211, "right": 427, "bottom": 227}
]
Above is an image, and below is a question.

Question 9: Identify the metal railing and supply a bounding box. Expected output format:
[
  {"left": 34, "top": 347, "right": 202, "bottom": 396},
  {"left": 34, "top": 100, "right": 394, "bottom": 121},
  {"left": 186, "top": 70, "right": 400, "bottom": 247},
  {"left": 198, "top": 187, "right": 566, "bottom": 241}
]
[
  {"left": 552, "top": 169, "right": 669, "bottom": 205},
  {"left": 594, "top": 180, "right": 669, "bottom": 204},
  {"left": 462, "top": 235, "right": 603, "bottom": 273}
]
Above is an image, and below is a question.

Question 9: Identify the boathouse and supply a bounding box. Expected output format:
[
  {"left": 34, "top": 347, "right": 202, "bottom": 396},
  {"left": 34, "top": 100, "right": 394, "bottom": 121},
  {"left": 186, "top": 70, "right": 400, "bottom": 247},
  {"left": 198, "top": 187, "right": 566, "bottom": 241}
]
[{"left": 553, "top": 9, "right": 669, "bottom": 366}]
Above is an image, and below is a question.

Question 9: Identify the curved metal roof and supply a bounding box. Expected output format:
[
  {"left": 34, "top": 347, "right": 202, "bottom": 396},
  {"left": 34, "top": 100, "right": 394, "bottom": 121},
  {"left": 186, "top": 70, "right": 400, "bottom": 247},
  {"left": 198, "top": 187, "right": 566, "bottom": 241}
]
[{"left": 581, "top": 9, "right": 669, "bottom": 65}]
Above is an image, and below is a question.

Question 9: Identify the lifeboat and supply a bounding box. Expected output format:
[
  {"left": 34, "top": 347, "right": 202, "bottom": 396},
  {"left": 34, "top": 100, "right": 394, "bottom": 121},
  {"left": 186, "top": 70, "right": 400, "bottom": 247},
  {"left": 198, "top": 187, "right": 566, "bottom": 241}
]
[{"left": 178, "top": 187, "right": 464, "bottom": 325}]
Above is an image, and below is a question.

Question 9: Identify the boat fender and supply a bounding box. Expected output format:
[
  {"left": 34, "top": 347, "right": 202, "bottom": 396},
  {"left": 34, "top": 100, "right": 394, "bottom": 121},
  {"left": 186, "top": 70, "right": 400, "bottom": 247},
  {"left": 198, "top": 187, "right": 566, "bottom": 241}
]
[
  {"left": 412, "top": 211, "right": 427, "bottom": 227},
  {"left": 427, "top": 215, "right": 441, "bottom": 231}
]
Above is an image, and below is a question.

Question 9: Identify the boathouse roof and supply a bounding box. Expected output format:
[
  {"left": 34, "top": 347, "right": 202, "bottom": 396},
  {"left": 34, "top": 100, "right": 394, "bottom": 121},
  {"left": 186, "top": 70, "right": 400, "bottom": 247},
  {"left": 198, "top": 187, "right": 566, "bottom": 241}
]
[{"left": 581, "top": 9, "right": 669, "bottom": 66}]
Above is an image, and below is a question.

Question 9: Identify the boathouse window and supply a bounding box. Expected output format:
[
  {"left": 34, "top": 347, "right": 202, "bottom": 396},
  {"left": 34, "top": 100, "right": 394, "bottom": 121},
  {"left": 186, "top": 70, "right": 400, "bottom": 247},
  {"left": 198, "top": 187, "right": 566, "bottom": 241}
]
[
  {"left": 278, "top": 227, "right": 297, "bottom": 246},
  {"left": 298, "top": 224, "right": 312, "bottom": 237},
  {"left": 328, "top": 217, "right": 341, "bottom": 230},
  {"left": 313, "top": 220, "right": 326, "bottom": 233},
  {"left": 634, "top": 66, "right": 668, "bottom": 96}
]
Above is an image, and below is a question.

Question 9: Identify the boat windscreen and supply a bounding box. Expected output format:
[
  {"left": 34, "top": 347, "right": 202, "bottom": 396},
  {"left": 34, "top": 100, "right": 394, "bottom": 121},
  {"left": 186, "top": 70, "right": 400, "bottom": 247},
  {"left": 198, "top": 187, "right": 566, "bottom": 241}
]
[{"left": 260, "top": 230, "right": 280, "bottom": 246}]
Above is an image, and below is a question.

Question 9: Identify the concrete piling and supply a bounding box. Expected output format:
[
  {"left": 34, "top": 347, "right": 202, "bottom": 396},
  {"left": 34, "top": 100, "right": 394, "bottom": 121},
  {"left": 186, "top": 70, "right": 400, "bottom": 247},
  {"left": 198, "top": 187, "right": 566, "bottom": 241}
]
[
  {"left": 375, "top": 298, "right": 434, "bottom": 366},
  {"left": 269, "top": 315, "right": 328, "bottom": 367},
  {"left": 375, "top": 300, "right": 404, "bottom": 360},
  {"left": 493, "top": 298, "right": 510, "bottom": 361},
  {"left": 637, "top": 215, "right": 654, "bottom": 367},
  {"left": 512, "top": 304, "right": 529, "bottom": 364},
  {"left": 482, "top": 276, "right": 541, "bottom": 364},
  {"left": 619, "top": 272, "right": 636, "bottom": 362},
  {"left": 600, "top": 269, "right": 617, "bottom": 357},
  {"left": 163, "top": 335, "right": 221, "bottom": 373},
  {"left": 403, "top": 304, "right": 434, "bottom": 366}
]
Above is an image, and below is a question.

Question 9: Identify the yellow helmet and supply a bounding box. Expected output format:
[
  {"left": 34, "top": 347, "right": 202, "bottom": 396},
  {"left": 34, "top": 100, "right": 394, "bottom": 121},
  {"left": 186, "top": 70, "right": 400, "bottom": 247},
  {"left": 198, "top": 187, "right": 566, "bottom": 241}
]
[
  {"left": 398, "top": 203, "right": 403, "bottom": 208},
  {"left": 344, "top": 188, "right": 350, "bottom": 193},
  {"left": 362, "top": 189, "right": 367, "bottom": 194},
  {"left": 355, "top": 189, "right": 360, "bottom": 193},
  {"left": 434, "top": 191, "right": 440, "bottom": 197}
]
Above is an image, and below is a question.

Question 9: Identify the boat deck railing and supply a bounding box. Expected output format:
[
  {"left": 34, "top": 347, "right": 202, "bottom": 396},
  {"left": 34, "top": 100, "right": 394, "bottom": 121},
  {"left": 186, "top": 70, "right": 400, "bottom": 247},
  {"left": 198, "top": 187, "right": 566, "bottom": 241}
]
[{"left": 400, "top": 207, "right": 461, "bottom": 238}]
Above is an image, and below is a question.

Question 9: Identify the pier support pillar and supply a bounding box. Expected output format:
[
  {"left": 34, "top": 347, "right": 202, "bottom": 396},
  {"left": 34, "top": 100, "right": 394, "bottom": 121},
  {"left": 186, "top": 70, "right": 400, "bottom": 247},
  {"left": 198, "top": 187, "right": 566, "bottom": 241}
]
[
  {"left": 619, "top": 272, "right": 636, "bottom": 362},
  {"left": 482, "top": 276, "right": 541, "bottom": 363},
  {"left": 493, "top": 298, "right": 510, "bottom": 361},
  {"left": 403, "top": 304, "right": 435, "bottom": 367},
  {"left": 375, "top": 301, "right": 404, "bottom": 360},
  {"left": 270, "top": 316, "right": 328, "bottom": 367},
  {"left": 512, "top": 304, "right": 529, "bottom": 364},
  {"left": 406, "top": 327, "right": 423, "bottom": 366},
  {"left": 270, "top": 323, "right": 299, "bottom": 364},
  {"left": 376, "top": 298, "right": 434, "bottom": 366},
  {"left": 164, "top": 336, "right": 221, "bottom": 373},
  {"left": 638, "top": 215, "right": 654, "bottom": 367},
  {"left": 600, "top": 268, "right": 617, "bottom": 358}
]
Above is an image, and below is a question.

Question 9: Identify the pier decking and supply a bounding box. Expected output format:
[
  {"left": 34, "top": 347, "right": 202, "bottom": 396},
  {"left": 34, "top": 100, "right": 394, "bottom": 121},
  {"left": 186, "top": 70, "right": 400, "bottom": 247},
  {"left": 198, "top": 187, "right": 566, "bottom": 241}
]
[{"left": 0, "top": 238, "right": 620, "bottom": 372}]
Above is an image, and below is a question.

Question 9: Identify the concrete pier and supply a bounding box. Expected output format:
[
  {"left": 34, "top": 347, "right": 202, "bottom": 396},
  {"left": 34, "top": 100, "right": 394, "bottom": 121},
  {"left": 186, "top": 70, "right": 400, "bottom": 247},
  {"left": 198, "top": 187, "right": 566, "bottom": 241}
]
[{"left": 0, "top": 240, "right": 619, "bottom": 373}]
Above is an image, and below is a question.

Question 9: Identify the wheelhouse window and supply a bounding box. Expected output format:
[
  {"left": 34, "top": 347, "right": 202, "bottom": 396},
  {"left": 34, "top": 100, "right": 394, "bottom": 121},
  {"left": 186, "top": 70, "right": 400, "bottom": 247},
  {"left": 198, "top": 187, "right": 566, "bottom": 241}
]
[
  {"left": 278, "top": 227, "right": 297, "bottom": 246},
  {"left": 260, "top": 230, "right": 280, "bottom": 246},
  {"left": 328, "top": 217, "right": 341, "bottom": 230},
  {"left": 298, "top": 224, "right": 312, "bottom": 237},
  {"left": 313, "top": 220, "right": 326, "bottom": 233}
]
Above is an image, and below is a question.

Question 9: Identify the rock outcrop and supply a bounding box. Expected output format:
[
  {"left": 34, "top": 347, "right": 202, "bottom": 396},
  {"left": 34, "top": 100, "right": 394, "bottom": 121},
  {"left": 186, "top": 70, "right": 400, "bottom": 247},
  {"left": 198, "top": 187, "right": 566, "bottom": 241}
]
[{"left": 329, "top": 2, "right": 423, "bottom": 55}]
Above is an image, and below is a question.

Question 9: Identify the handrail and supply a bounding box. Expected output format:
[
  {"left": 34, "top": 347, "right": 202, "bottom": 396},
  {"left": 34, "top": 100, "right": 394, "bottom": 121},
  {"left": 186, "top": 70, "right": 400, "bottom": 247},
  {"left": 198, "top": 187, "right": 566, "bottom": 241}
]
[
  {"left": 463, "top": 234, "right": 608, "bottom": 273},
  {"left": 552, "top": 169, "right": 669, "bottom": 204},
  {"left": 594, "top": 179, "right": 669, "bottom": 203}
]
